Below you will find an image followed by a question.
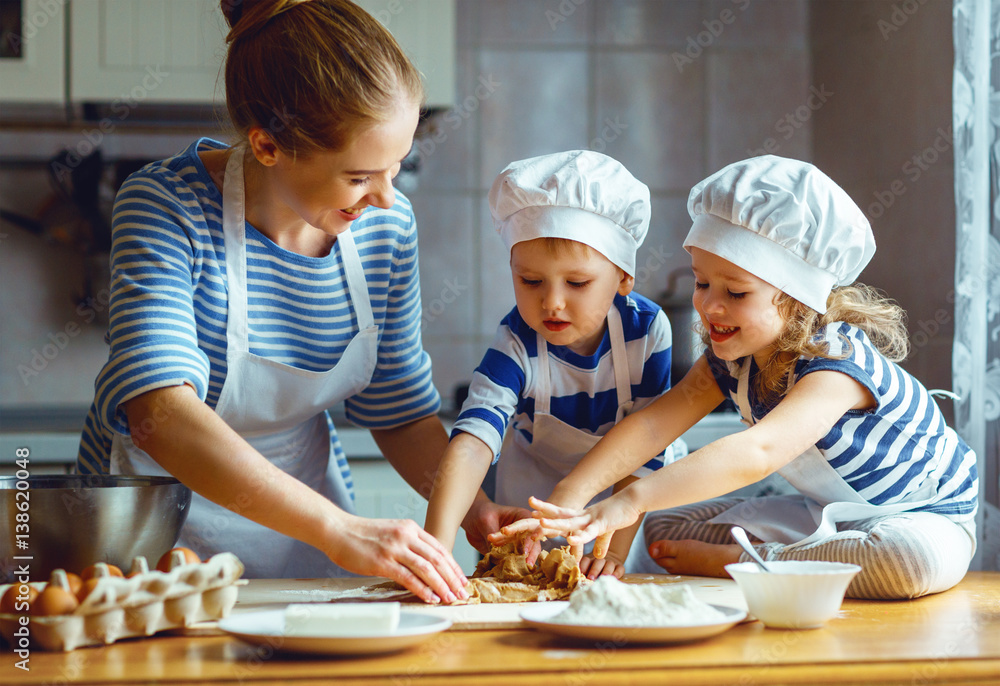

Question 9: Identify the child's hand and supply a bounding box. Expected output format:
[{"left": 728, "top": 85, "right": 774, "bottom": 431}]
[
  {"left": 488, "top": 516, "right": 563, "bottom": 565},
  {"left": 580, "top": 553, "right": 626, "bottom": 580},
  {"left": 529, "top": 494, "right": 641, "bottom": 560},
  {"left": 463, "top": 500, "right": 540, "bottom": 558}
]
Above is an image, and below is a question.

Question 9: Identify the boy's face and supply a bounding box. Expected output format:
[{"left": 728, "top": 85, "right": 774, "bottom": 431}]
[
  {"left": 689, "top": 247, "right": 787, "bottom": 367},
  {"left": 510, "top": 239, "right": 633, "bottom": 356}
]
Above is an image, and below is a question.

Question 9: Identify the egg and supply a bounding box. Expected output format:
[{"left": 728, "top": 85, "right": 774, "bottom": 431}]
[
  {"left": 31, "top": 585, "right": 80, "bottom": 616},
  {"left": 0, "top": 584, "right": 39, "bottom": 614},
  {"left": 80, "top": 563, "right": 124, "bottom": 581},
  {"left": 76, "top": 577, "right": 102, "bottom": 603},
  {"left": 64, "top": 572, "right": 83, "bottom": 597},
  {"left": 156, "top": 547, "right": 201, "bottom": 572}
]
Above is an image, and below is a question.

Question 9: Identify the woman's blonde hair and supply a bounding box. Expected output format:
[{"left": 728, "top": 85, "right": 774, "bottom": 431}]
[
  {"left": 703, "top": 284, "right": 910, "bottom": 405},
  {"left": 220, "top": 0, "right": 424, "bottom": 156}
]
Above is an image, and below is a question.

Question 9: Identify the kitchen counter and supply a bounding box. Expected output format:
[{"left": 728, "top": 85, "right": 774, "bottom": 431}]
[{"left": 4, "top": 572, "right": 999, "bottom": 685}]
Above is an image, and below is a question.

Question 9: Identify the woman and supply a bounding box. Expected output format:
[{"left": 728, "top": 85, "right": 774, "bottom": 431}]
[{"left": 76, "top": 0, "right": 506, "bottom": 603}]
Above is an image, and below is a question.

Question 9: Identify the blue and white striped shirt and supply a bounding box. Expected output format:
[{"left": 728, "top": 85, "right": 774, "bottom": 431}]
[
  {"left": 77, "top": 138, "right": 441, "bottom": 482},
  {"left": 707, "top": 322, "right": 978, "bottom": 523},
  {"left": 452, "top": 293, "right": 677, "bottom": 475}
]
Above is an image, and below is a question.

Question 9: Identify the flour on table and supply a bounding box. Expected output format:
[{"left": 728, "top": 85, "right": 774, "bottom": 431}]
[{"left": 554, "top": 577, "right": 727, "bottom": 626}]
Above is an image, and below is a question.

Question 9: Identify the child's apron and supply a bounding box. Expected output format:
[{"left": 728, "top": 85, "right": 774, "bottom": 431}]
[
  {"left": 495, "top": 305, "right": 633, "bottom": 512},
  {"left": 110, "top": 147, "right": 379, "bottom": 577},
  {"left": 706, "top": 358, "right": 943, "bottom": 548}
]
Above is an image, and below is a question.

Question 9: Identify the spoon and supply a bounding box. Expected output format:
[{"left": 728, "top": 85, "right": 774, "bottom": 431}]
[{"left": 730, "top": 526, "right": 772, "bottom": 572}]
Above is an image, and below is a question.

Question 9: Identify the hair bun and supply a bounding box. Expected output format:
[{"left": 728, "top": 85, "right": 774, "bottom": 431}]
[{"left": 221, "top": 0, "right": 306, "bottom": 43}]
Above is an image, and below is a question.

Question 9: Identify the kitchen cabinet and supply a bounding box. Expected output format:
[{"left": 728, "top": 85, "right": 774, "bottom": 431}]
[
  {"left": 65, "top": 0, "right": 455, "bottom": 108},
  {"left": 69, "top": 0, "right": 228, "bottom": 105},
  {"left": 0, "top": 0, "right": 66, "bottom": 104}
]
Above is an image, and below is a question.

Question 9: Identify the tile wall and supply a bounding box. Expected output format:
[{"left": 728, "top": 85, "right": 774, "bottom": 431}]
[
  {"left": 1, "top": 0, "right": 955, "bottom": 421},
  {"left": 410, "top": 0, "right": 811, "bottom": 406}
]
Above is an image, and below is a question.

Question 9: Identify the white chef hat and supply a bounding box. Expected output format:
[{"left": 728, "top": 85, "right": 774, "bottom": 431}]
[
  {"left": 684, "top": 155, "right": 875, "bottom": 313},
  {"left": 488, "top": 150, "right": 650, "bottom": 276}
]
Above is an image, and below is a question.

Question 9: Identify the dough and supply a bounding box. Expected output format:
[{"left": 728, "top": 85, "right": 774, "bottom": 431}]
[
  {"left": 457, "top": 543, "right": 587, "bottom": 604},
  {"left": 356, "top": 543, "right": 588, "bottom": 605}
]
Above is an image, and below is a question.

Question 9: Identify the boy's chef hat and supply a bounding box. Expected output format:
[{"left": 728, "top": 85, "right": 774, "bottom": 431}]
[
  {"left": 489, "top": 150, "right": 650, "bottom": 275},
  {"left": 684, "top": 155, "right": 875, "bottom": 313}
]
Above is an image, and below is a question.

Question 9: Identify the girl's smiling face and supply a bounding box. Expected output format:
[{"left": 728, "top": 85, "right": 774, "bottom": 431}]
[
  {"left": 690, "top": 247, "right": 788, "bottom": 366},
  {"left": 511, "top": 239, "right": 633, "bottom": 356}
]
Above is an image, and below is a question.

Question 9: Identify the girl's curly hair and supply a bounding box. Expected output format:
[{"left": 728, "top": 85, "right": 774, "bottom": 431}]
[{"left": 702, "top": 284, "right": 910, "bottom": 405}]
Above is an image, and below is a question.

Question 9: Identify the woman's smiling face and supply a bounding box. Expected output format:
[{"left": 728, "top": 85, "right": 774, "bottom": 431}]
[
  {"left": 689, "top": 247, "right": 788, "bottom": 366},
  {"left": 253, "top": 100, "right": 420, "bottom": 238}
]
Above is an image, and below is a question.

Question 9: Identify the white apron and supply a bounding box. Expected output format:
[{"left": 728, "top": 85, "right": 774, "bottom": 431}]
[
  {"left": 707, "top": 358, "right": 942, "bottom": 548},
  {"left": 495, "top": 305, "right": 633, "bottom": 514},
  {"left": 111, "top": 147, "right": 379, "bottom": 578}
]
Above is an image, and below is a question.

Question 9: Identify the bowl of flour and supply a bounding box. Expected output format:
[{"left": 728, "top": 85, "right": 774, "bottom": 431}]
[{"left": 520, "top": 577, "right": 746, "bottom": 644}]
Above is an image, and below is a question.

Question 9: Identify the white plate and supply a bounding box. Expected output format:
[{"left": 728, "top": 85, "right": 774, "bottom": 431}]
[
  {"left": 218, "top": 609, "right": 452, "bottom": 656},
  {"left": 520, "top": 602, "right": 746, "bottom": 645}
]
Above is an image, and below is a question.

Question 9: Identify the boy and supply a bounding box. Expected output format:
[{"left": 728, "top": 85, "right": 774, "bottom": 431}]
[{"left": 425, "top": 151, "right": 684, "bottom": 578}]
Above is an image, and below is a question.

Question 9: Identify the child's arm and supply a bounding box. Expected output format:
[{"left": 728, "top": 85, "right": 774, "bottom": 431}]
[
  {"left": 491, "top": 357, "right": 724, "bottom": 551},
  {"left": 532, "top": 368, "right": 875, "bottom": 557},
  {"left": 551, "top": 356, "right": 724, "bottom": 509},
  {"left": 424, "top": 432, "right": 494, "bottom": 551}
]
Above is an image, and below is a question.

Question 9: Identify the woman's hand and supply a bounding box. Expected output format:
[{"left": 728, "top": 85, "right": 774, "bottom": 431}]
[
  {"left": 330, "top": 514, "right": 469, "bottom": 604},
  {"left": 529, "top": 494, "right": 642, "bottom": 560}
]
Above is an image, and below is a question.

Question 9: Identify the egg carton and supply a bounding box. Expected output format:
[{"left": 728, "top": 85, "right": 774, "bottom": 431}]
[{"left": 0, "top": 552, "right": 247, "bottom": 652}]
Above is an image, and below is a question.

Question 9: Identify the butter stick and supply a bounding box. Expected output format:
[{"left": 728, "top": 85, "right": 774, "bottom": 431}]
[{"left": 283, "top": 602, "right": 401, "bottom": 637}]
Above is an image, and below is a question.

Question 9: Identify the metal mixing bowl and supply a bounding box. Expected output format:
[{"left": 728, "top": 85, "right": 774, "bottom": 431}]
[{"left": 0, "top": 475, "right": 191, "bottom": 583}]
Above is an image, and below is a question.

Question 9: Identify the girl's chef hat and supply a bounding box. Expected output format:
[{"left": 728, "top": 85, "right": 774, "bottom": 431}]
[
  {"left": 489, "top": 150, "right": 650, "bottom": 276},
  {"left": 684, "top": 155, "right": 875, "bottom": 314}
]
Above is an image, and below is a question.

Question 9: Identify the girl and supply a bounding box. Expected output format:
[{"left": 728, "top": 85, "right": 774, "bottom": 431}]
[
  {"left": 503, "top": 155, "right": 979, "bottom": 600},
  {"left": 74, "top": 0, "right": 507, "bottom": 603}
]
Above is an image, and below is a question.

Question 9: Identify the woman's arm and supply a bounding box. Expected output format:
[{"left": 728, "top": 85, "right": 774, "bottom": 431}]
[
  {"left": 533, "top": 369, "right": 874, "bottom": 556},
  {"left": 127, "top": 386, "right": 467, "bottom": 604}
]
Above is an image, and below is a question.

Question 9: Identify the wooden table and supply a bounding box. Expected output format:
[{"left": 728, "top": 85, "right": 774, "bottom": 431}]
[{"left": 4, "top": 572, "right": 999, "bottom": 685}]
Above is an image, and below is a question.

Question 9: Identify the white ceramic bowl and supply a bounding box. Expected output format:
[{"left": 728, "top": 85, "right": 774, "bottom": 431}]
[{"left": 725, "top": 560, "right": 861, "bottom": 629}]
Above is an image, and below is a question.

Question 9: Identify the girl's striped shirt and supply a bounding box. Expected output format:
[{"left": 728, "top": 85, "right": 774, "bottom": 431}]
[{"left": 707, "top": 322, "right": 978, "bottom": 524}]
